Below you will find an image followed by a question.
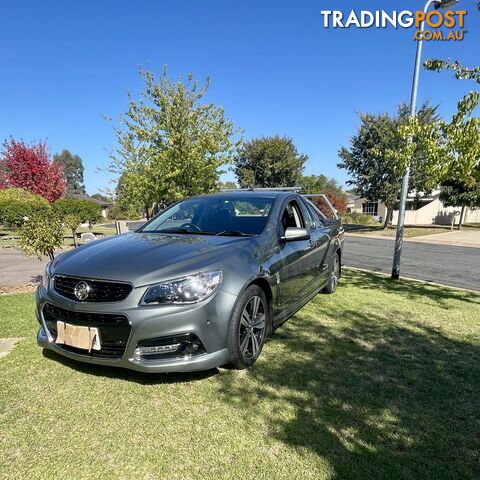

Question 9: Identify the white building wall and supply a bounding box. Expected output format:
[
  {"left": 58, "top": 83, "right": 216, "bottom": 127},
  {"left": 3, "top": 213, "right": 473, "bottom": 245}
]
[{"left": 391, "top": 198, "right": 480, "bottom": 226}]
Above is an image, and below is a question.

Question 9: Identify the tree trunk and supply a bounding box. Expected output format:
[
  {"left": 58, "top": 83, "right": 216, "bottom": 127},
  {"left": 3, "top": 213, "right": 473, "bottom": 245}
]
[
  {"left": 145, "top": 205, "right": 150, "bottom": 220},
  {"left": 72, "top": 229, "right": 78, "bottom": 248},
  {"left": 47, "top": 249, "right": 55, "bottom": 261},
  {"left": 383, "top": 207, "right": 393, "bottom": 229},
  {"left": 458, "top": 205, "right": 466, "bottom": 230}
]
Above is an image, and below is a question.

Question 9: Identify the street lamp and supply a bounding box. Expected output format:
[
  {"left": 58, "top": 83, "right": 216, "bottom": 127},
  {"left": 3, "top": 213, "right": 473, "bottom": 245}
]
[{"left": 391, "top": 0, "right": 458, "bottom": 280}]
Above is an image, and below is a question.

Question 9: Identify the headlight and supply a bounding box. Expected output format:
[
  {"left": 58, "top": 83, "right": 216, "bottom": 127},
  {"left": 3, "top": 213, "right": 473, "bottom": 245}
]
[
  {"left": 141, "top": 271, "right": 223, "bottom": 305},
  {"left": 42, "top": 262, "right": 52, "bottom": 290}
]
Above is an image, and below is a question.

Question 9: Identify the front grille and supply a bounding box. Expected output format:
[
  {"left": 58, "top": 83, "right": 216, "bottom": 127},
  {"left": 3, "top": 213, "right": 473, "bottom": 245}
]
[
  {"left": 53, "top": 275, "right": 133, "bottom": 302},
  {"left": 43, "top": 303, "right": 131, "bottom": 359}
]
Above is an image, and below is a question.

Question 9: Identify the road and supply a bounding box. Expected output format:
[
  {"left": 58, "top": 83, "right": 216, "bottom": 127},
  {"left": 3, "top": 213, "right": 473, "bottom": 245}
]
[
  {"left": 0, "top": 250, "right": 46, "bottom": 287},
  {"left": 343, "top": 236, "right": 480, "bottom": 291},
  {"left": 1, "top": 235, "right": 479, "bottom": 291}
]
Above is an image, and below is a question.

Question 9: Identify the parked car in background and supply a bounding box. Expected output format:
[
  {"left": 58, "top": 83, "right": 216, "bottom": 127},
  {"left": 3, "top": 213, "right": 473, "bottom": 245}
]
[{"left": 36, "top": 190, "right": 344, "bottom": 372}]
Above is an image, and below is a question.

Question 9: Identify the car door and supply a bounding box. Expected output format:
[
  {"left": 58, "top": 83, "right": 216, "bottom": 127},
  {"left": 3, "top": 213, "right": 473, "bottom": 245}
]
[
  {"left": 300, "top": 198, "right": 332, "bottom": 284},
  {"left": 277, "top": 198, "right": 318, "bottom": 310}
]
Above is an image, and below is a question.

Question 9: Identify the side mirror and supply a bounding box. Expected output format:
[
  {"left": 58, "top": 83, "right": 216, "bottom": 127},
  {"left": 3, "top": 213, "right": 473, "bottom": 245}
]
[{"left": 282, "top": 227, "right": 310, "bottom": 242}]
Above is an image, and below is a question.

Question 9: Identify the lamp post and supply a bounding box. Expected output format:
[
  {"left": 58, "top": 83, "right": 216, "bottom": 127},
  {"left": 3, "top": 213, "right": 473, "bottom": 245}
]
[{"left": 391, "top": 0, "right": 458, "bottom": 280}]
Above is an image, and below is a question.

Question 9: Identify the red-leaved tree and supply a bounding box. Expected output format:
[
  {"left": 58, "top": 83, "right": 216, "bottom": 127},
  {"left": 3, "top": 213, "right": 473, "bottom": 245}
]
[
  {"left": 312, "top": 190, "right": 348, "bottom": 218},
  {"left": 0, "top": 138, "right": 65, "bottom": 202}
]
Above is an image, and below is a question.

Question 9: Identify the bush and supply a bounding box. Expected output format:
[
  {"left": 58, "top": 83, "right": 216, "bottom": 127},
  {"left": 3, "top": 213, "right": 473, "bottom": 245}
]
[
  {"left": 18, "top": 211, "right": 64, "bottom": 260},
  {"left": 64, "top": 214, "right": 81, "bottom": 248},
  {"left": 108, "top": 203, "right": 142, "bottom": 220},
  {"left": 52, "top": 199, "right": 102, "bottom": 226},
  {"left": 340, "top": 211, "right": 378, "bottom": 225},
  {"left": 0, "top": 188, "right": 50, "bottom": 228}
]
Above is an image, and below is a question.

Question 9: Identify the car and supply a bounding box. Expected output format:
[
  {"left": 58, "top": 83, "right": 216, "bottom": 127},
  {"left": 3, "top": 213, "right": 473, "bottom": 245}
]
[{"left": 36, "top": 190, "right": 344, "bottom": 373}]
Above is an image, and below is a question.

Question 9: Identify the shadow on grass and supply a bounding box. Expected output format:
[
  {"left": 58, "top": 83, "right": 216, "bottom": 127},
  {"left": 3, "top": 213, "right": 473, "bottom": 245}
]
[
  {"left": 218, "top": 293, "right": 480, "bottom": 478},
  {"left": 42, "top": 348, "right": 218, "bottom": 384},
  {"left": 343, "top": 224, "right": 382, "bottom": 232},
  {"left": 344, "top": 269, "right": 480, "bottom": 306}
]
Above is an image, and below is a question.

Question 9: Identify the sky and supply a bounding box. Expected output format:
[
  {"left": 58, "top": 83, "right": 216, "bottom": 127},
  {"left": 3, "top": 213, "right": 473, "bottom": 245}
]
[{"left": 1, "top": 0, "right": 478, "bottom": 195}]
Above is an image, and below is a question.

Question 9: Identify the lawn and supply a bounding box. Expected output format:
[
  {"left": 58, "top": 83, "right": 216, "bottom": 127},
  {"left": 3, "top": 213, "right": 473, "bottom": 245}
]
[
  {"left": 0, "top": 270, "right": 479, "bottom": 479},
  {"left": 345, "top": 224, "right": 452, "bottom": 238}
]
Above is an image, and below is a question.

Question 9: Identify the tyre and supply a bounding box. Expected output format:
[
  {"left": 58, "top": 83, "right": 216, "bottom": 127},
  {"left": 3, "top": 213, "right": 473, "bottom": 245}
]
[
  {"left": 322, "top": 252, "right": 340, "bottom": 294},
  {"left": 227, "top": 285, "right": 268, "bottom": 369}
]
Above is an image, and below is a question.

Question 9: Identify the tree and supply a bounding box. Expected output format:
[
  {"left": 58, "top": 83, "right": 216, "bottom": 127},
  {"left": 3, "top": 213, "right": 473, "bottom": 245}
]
[
  {"left": 18, "top": 211, "right": 64, "bottom": 260},
  {"left": 63, "top": 214, "right": 81, "bottom": 247},
  {"left": 299, "top": 174, "right": 345, "bottom": 196},
  {"left": 439, "top": 174, "right": 480, "bottom": 229},
  {"left": 53, "top": 150, "right": 86, "bottom": 196},
  {"left": 338, "top": 102, "right": 439, "bottom": 228},
  {"left": 52, "top": 198, "right": 102, "bottom": 227},
  {"left": 91, "top": 193, "right": 111, "bottom": 202},
  {"left": 424, "top": 59, "right": 480, "bottom": 85},
  {"left": 107, "top": 67, "right": 240, "bottom": 218},
  {"left": 0, "top": 138, "right": 65, "bottom": 202},
  {"left": 217, "top": 180, "right": 237, "bottom": 190},
  {"left": 234, "top": 136, "right": 307, "bottom": 188},
  {"left": 0, "top": 188, "right": 49, "bottom": 228}
]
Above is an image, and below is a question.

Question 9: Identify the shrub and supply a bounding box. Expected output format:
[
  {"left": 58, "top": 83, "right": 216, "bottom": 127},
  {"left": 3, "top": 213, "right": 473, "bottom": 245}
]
[
  {"left": 0, "top": 188, "right": 50, "bottom": 228},
  {"left": 18, "top": 211, "right": 64, "bottom": 260},
  {"left": 52, "top": 199, "right": 102, "bottom": 226},
  {"left": 63, "top": 214, "right": 81, "bottom": 248},
  {"left": 340, "top": 211, "right": 378, "bottom": 225},
  {"left": 108, "top": 203, "right": 142, "bottom": 220}
]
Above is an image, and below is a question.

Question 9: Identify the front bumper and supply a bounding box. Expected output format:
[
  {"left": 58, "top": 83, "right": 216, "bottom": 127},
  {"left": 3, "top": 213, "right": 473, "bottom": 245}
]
[{"left": 36, "top": 284, "right": 236, "bottom": 373}]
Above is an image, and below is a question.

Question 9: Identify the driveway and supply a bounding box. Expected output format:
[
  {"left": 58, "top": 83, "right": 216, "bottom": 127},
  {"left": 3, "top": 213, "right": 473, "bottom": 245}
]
[{"left": 343, "top": 236, "right": 480, "bottom": 290}]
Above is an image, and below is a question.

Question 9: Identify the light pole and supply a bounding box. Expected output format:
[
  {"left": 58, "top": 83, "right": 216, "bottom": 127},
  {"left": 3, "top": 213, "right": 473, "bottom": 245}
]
[{"left": 391, "top": 0, "right": 458, "bottom": 280}]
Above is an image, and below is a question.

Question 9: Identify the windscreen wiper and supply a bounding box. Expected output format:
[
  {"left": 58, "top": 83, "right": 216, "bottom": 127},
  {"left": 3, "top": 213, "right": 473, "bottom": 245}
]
[
  {"left": 215, "top": 230, "right": 254, "bottom": 237},
  {"left": 144, "top": 228, "right": 216, "bottom": 235}
]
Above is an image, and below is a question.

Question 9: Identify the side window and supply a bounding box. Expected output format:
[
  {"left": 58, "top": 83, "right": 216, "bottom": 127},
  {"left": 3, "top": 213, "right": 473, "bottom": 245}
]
[
  {"left": 299, "top": 199, "right": 316, "bottom": 230},
  {"left": 280, "top": 200, "right": 305, "bottom": 234},
  {"left": 305, "top": 199, "right": 327, "bottom": 224}
]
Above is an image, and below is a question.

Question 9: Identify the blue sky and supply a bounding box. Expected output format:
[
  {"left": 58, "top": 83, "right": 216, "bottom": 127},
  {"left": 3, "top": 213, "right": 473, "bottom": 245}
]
[{"left": 1, "top": 0, "right": 478, "bottom": 194}]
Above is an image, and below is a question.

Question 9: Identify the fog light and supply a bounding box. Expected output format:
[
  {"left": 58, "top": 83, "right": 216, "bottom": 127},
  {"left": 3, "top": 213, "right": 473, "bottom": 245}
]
[{"left": 134, "top": 343, "right": 180, "bottom": 356}]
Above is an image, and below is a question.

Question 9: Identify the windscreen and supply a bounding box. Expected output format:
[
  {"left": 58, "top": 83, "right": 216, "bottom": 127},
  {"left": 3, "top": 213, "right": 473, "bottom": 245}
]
[{"left": 141, "top": 196, "right": 274, "bottom": 236}]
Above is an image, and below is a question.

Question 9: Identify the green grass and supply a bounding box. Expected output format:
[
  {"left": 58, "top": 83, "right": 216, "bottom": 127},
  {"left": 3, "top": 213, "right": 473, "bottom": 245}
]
[
  {"left": 1, "top": 270, "right": 479, "bottom": 479},
  {"left": 345, "top": 224, "right": 452, "bottom": 237}
]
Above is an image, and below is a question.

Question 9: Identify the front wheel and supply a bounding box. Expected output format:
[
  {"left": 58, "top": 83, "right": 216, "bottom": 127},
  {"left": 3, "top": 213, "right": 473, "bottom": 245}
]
[
  {"left": 227, "top": 285, "right": 268, "bottom": 369},
  {"left": 322, "top": 252, "right": 340, "bottom": 294}
]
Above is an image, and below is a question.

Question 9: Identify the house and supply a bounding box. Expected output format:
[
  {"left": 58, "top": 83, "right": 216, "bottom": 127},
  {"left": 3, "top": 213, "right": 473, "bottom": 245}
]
[
  {"left": 346, "top": 191, "right": 480, "bottom": 225},
  {"left": 71, "top": 194, "right": 112, "bottom": 218}
]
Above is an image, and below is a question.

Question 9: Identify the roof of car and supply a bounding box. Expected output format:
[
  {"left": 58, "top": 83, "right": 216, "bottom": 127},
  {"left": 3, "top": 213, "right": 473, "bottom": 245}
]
[{"left": 199, "top": 190, "right": 297, "bottom": 199}]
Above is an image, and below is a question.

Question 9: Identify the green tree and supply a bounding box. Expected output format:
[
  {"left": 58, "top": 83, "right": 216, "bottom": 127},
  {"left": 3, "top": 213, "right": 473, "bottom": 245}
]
[
  {"left": 338, "top": 102, "right": 439, "bottom": 228},
  {"left": 18, "top": 211, "right": 63, "bottom": 260},
  {"left": 299, "top": 174, "right": 344, "bottom": 196},
  {"left": 424, "top": 59, "right": 480, "bottom": 85},
  {"left": 0, "top": 188, "right": 49, "bottom": 228},
  {"left": 63, "top": 214, "right": 81, "bottom": 247},
  {"left": 53, "top": 150, "right": 86, "bottom": 196},
  {"left": 52, "top": 199, "right": 102, "bottom": 227},
  {"left": 91, "top": 193, "right": 111, "bottom": 202},
  {"left": 439, "top": 173, "right": 480, "bottom": 229},
  {"left": 217, "top": 180, "right": 237, "bottom": 190},
  {"left": 234, "top": 136, "right": 307, "bottom": 188},
  {"left": 108, "top": 67, "right": 240, "bottom": 218}
]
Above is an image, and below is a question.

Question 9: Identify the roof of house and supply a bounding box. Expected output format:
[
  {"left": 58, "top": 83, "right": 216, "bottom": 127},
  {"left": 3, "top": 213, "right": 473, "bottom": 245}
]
[{"left": 71, "top": 194, "right": 111, "bottom": 207}]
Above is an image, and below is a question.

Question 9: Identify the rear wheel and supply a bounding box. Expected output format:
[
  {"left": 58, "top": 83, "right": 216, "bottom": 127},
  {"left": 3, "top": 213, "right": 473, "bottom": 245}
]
[
  {"left": 322, "top": 252, "right": 340, "bottom": 294},
  {"left": 227, "top": 285, "right": 268, "bottom": 369}
]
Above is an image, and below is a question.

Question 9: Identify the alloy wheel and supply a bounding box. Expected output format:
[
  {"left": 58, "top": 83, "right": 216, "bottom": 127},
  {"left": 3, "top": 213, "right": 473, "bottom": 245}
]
[
  {"left": 331, "top": 254, "right": 340, "bottom": 290},
  {"left": 239, "top": 295, "right": 266, "bottom": 359}
]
